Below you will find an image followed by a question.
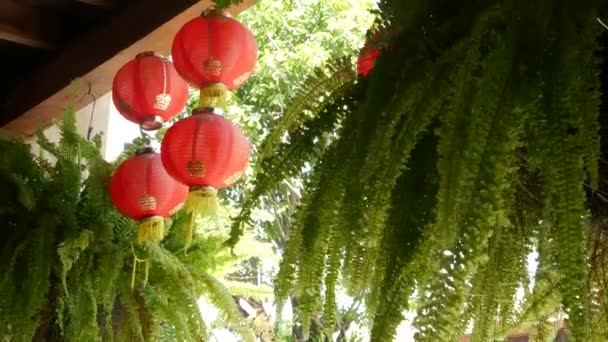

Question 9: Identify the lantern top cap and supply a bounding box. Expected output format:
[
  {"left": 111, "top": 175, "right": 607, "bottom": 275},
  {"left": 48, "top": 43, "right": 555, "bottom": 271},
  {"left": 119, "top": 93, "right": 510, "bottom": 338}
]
[
  {"left": 135, "top": 146, "right": 157, "bottom": 156},
  {"left": 192, "top": 107, "right": 225, "bottom": 117},
  {"left": 136, "top": 51, "right": 166, "bottom": 59}
]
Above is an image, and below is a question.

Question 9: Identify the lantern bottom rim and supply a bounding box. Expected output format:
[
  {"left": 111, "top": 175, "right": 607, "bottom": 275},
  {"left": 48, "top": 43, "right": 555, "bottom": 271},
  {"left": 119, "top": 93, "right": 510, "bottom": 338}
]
[{"left": 140, "top": 115, "right": 164, "bottom": 131}]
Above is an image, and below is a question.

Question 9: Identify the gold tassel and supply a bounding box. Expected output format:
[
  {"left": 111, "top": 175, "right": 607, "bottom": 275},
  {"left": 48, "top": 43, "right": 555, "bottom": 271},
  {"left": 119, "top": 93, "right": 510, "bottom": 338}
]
[
  {"left": 137, "top": 216, "right": 165, "bottom": 243},
  {"left": 185, "top": 187, "right": 219, "bottom": 216},
  {"left": 183, "top": 186, "right": 218, "bottom": 249},
  {"left": 198, "top": 83, "right": 228, "bottom": 110}
]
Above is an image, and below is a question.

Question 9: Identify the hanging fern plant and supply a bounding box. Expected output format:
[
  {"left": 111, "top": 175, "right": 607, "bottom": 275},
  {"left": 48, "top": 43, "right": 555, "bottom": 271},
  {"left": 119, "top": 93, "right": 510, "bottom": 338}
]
[
  {"left": 232, "top": 0, "right": 608, "bottom": 340},
  {"left": 0, "top": 106, "right": 264, "bottom": 341}
]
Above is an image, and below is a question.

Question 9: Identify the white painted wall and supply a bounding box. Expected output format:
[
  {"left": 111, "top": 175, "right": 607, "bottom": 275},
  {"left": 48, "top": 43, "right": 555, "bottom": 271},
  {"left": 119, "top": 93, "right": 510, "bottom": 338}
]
[
  {"left": 26, "top": 92, "right": 140, "bottom": 162},
  {"left": 104, "top": 96, "right": 142, "bottom": 161}
]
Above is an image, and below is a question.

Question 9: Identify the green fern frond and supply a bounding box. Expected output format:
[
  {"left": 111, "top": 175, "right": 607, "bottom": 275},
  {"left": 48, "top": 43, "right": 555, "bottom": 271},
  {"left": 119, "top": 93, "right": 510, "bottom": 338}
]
[
  {"left": 369, "top": 129, "right": 439, "bottom": 341},
  {"left": 414, "top": 11, "right": 525, "bottom": 339},
  {"left": 432, "top": 6, "right": 503, "bottom": 249},
  {"left": 229, "top": 86, "right": 354, "bottom": 246},
  {"left": 57, "top": 229, "right": 93, "bottom": 296},
  {"left": 530, "top": 3, "right": 601, "bottom": 338},
  {"left": 7, "top": 173, "right": 35, "bottom": 210},
  {"left": 257, "top": 57, "right": 355, "bottom": 163},
  {"left": 197, "top": 270, "right": 256, "bottom": 342},
  {"left": 322, "top": 227, "right": 342, "bottom": 337},
  {"left": 225, "top": 281, "right": 274, "bottom": 301}
]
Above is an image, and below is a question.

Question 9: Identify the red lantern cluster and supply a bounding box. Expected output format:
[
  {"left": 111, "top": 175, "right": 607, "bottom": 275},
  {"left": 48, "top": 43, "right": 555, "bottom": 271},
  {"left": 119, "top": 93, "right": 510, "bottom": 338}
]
[{"left": 109, "top": 8, "right": 256, "bottom": 249}]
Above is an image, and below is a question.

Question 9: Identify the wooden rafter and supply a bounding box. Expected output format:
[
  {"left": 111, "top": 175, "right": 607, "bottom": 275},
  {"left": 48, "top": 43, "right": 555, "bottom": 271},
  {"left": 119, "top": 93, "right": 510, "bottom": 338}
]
[
  {"left": 75, "top": 0, "right": 113, "bottom": 8},
  {"left": 0, "top": 1, "right": 55, "bottom": 49},
  {"left": 0, "top": 0, "right": 255, "bottom": 137},
  {"left": 0, "top": 23, "right": 54, "bottom": 49}
]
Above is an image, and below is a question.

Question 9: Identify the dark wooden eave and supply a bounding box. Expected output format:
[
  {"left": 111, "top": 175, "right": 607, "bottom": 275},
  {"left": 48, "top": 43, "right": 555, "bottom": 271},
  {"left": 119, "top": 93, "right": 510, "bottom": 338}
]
[
  {"left": 0, "top": 1, "right": 56, "bottom": 49},
  {"left": 0, "top": 0, "right": 254, "bottom": 138}
]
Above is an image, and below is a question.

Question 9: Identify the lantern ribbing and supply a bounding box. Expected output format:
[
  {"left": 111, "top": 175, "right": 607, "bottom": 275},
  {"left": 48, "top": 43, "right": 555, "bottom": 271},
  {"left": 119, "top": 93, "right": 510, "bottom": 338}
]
[
  {"left": 171, "top": 10, "right": 258, "bottom": 110},
  {"left": 109, "top": 150, "right": 188, "bottom": 243},
  {"left": 160, "top": 108, "right": 250, "bottom": 248},
  {"left": 112, "top": 52, "right": 189, "bottom": 130}
]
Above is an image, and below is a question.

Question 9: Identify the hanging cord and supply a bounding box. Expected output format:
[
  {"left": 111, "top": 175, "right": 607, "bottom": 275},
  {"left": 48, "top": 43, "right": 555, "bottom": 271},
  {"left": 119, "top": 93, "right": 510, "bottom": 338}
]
[
  {"left": 86, "top": 95, "right": 97, "bottom": 140},
  {"left": 130, "top": 243, "right": 150, "bottom": 289},
  {"left": 598, "top": 17, "right": 608, "bottom": 30},
  {"left": 139, "top": 124, "right": 156, "bottom": 147},
  {"left": 77, "top": 81, "right": 98, "bottom": 140}
]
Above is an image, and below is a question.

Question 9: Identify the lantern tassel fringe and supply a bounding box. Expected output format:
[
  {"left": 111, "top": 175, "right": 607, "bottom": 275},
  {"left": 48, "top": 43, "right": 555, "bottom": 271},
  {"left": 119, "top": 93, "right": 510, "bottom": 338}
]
[
  {"left": 137, "top": 216, "right": 165, "bottom": 243},
  {"left": 184, "top": 187, "right": 219, "bottom": 249},
  {"left": 198, "top": 83, "right": 228, "bottom": 110}
]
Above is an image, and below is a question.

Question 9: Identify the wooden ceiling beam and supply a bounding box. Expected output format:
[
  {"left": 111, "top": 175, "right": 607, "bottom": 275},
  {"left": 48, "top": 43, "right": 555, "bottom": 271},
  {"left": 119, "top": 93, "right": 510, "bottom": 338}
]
[
  {"left": 1, "top": 0, "right": 255, "bottom": 137},
  {"left": 75, "top": 0, "right": 113, "bottom": 8},
  {"left": 0, "top": 23, "right": 54, "bottom": 49},
  {"left": 0, "top": 1, "right": 55, "bottom": 49}
]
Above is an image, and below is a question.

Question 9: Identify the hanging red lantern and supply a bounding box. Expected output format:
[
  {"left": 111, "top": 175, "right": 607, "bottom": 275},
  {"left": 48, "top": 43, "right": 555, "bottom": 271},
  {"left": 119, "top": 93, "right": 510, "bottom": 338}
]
[
  {"left": 356, "top": 25, "right": 403, "bottom": 77},
  {"left": 357, "top": 47, "right": 381, "bottom": 76},
  {"left": 112, "top": 52, "right": 190, "bottom": 130},
  {"left": 110, "top": 149, "right": 189, "bottom": 243},
  {"left": 160, "top": 107, "right": 250, "bottom": 247},
  {"left": 171, "top": 11, "right": 258, "bottom": 109}
]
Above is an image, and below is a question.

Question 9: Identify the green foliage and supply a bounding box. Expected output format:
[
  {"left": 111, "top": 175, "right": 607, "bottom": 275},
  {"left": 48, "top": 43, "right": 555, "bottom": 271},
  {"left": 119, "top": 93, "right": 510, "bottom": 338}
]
[
  {"left": 128, "top": 2, "right": 377, "bottom": 339},
  {"left": 233, "top": 0, "right": 607, "bottom": 340},
  {"left": 228, "top": 60, "right": 359, "bottom": 246},
  {"left": 0, "top": 108, "right": 261, "bottom": 341},
  {"left": 5, "top": 0, "right": 604, "bottom": 340},
  {"left": 213, "top": 0, "right": 245, "bottom": 11}
]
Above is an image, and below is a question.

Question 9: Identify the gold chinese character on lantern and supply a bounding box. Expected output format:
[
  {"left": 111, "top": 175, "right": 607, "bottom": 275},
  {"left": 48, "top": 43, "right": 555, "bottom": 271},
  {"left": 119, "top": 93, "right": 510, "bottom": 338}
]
[
  {"left": 187, "top": 160, "right": 205, "bottom": 177},
  {"left": 204, "top": 58, "right": 222, "bottom": 76},
  {"left": 138, "top": 194, "right": 158, "bottom": 211},
  {"left": 154, "top": 93, "right": 172, "bottom": 110}
]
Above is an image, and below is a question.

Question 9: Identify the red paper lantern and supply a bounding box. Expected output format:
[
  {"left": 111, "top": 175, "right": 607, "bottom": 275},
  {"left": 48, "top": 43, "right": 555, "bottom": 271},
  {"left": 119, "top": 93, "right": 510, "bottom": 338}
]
[
  {"left": 110, "top": 149, "right": 188, "bottom": 243},
  {"left": 171, "top": 11, "right": 257, "bottom": 108},
  {"left": 112, "top": 52, "right": 189, "bottom": 130},
  {"left": 160, "top": 108, "right": 250, "bottom": 190},
  {"left": 160, "top": 107, "right": 250, "bottom": 247},
  {"left": 356, "top": 25, "right": 403, "bottom": 77},
  {"left": 357, "top": 47, "right": 381, "bottom": 76}
]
